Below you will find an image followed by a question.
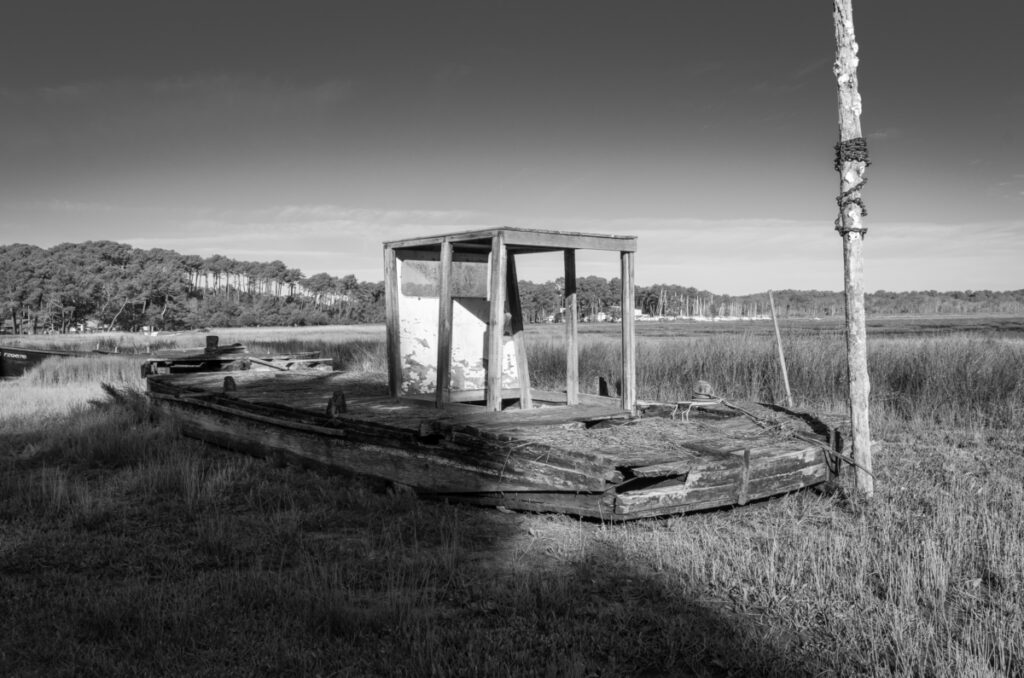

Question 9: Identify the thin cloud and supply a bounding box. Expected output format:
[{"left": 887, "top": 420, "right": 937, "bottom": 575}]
[
  {"left": 6, "top": 199, "right": 1024, "bottom": 293},
  {"left": 989, "top": 175, "right": 1024, "bottom": 199},
  {"left": 867, "top": 128, "right": 902, "bottom": 141},
  {"left": 791, "top": 58, "right": 831, "bottom": 81}
]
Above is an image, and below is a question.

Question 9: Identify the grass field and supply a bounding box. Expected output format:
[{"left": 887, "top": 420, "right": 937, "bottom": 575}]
[{"left": 2, "top": 319, "right": 1022, "bottom": 676}]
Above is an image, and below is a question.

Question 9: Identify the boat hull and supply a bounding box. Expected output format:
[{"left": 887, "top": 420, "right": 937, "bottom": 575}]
[
  {"left": 1, "top": 345, "right": 94, "bottom": 378},
  {"left": 147, "top": 370, "right": 843, "bottom": 519}
]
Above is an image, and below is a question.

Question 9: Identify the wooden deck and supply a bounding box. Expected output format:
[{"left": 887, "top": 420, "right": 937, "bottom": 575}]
[{"left": 147, "top": 370, "right": 843, "bottom": 519}]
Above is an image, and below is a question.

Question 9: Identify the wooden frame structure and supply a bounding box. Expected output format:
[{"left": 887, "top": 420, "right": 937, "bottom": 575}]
[
  {"left": 383, "top": 227, "right": 638, "bottom": 415},
  {"left": 147, "top": 227, "right": 843, "bottom": 518}
]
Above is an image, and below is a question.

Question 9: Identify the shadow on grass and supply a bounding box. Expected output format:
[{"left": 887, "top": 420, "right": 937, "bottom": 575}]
[
  {"left": 0, "top": 391, "right": 854, "bottom": 677},
  {"left": 406, "top": 511, "right": 839, "bottom": 677}
]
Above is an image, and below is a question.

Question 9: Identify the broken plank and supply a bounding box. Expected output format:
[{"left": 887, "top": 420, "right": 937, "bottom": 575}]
[{"left": 614, "top": 475, "right": 743, "bottom": 516}]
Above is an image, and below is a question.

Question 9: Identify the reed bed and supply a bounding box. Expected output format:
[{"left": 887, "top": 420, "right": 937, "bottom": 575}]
[
  {"left": 527, "top": 331, "right": 1024, "bottom": 434},
  {"left": 1, "top": 324, "right": 1022, "bottom": 676},
  {"left": 19, "top": 354, "right": 145, "bottom": 387}
]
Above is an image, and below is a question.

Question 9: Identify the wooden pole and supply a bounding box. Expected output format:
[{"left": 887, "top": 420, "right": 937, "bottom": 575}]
[
  {"left": 563, "top": 250, "right": 579, "bottom": 405},
  {"left": 620, "top": 251, "right": 637, "bottom": 415},
  {"left": 435, "top": 239, "right": 453, "bottom": 408},
  {"left": 486, "top": 233, "right": 507, "bottom": 412},
  {"left": 767, "top": 290, "right": 794, "bottom": 408},
  {"left": 833, "top": 0, "right": 873, "bottom": 497},
  {"left": 383, "top": 246, "right": 401, "bottom": 398}
]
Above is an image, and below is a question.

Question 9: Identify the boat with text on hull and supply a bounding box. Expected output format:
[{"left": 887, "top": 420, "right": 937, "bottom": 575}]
[{"left": 0, "top": 345, "right": 104, "bottom": 379}]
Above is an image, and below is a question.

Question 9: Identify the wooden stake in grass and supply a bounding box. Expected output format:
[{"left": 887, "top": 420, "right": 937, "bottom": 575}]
[
  {"left": 833, "top": 0, "right": 873, "bottom": 497},
  {"left": 768, "top": 290, "right": 794, "bottom": 408}
]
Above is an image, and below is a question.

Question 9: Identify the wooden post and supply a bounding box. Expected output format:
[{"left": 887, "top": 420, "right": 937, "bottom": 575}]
[
  {"left": 384, "top": 246, "right": 401, "bottom": 398},
  {"left": 833, "top": 0, "right": 873, "bottom": 497},
  {"left": 435, "top": 239, "right": 453, "bottom": 408},
  {"left": 564, "top": 250, "right": 579, "bottom": 405},
  {"left": 620, "top": 251, "right": 637, "bottom": 415},
  {"left": 767, "top": 290, "right": 794, "bottom": 408},
  {"left": 506, "top": 253, "right": 533, "bottom": 409},
  {"left": 486, "top": 233, "right": 508, "bottom": 411}
]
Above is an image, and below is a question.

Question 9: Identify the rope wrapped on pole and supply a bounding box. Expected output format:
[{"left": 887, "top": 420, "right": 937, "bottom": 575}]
[{"left": 834, "top": 137, "right": 871, "bottom": 235}]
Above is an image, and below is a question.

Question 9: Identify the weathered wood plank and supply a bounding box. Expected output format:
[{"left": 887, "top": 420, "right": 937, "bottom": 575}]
[
  {"left": 681, "top": 439, "right": 748, "bottom": 455},
  {"left": 612, "top": 495, "right": 742, "bottom": 520},
  {"left": 590, "top": 436, "right": 717, "bottom": 467},
  {"left": 628, "top": 457, "right": 696, "bottom": 479},
  {"left": 747, "top": 444, "right": 823, "bottom": 474},
  {"left": 441, "top": 431, "right": 615, "bottom": 485},
  {"left": 747, "top": 465, "right": 829, "bottom": 499}
]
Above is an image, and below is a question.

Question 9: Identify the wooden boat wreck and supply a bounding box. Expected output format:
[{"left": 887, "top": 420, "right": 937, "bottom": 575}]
[
  {"left": 147, "top": 228, "right": 846, "bottom": 519},
  {"left": 141, "top": 335, "right": 332, "bottom": 377}
]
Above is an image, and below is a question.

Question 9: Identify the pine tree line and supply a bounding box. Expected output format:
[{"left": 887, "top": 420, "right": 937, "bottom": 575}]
[
  {"left": 0, "top": 241, "right": 382, "bottom": 333},
  {"left": 2, "top": 241, "right": 1021, "bottom": 334}
]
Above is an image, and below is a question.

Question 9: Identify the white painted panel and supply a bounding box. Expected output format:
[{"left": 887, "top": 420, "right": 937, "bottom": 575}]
[{"left": 396, "top": 258, "right": 518, "bottom": 396}]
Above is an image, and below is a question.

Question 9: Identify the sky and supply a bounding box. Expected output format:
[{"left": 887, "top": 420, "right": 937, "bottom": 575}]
[{"left": 1, "top": 1, "right": 1022, "bottom": 295}]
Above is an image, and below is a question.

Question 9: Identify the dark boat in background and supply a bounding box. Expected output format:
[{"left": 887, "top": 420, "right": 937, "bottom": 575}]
[
  {"left": 2, "top": 335, "right": 332, "bottom": 380},
  {"left": 0, "top": 345, "right": 100, "bottom": 379}
]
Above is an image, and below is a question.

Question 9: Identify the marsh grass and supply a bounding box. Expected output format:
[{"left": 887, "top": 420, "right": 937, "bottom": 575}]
[
  {"left": 527, "top": 330, "right": 1024, "bottom": 435},
  {"left": 2, "top": 324, "right": 1023, "bottom": 675},
  {"left": 19, "top": 354, "right": 144, "bottom": 387}
]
